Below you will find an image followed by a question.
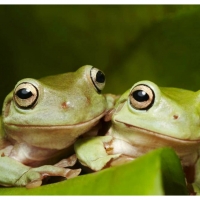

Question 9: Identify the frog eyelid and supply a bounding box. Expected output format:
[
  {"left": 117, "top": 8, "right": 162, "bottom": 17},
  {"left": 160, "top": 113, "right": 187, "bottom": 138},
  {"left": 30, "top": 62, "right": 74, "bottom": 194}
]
[
  {"left": 129, "top": 84, "right": 155, "bottom": 110},
  {"left": 13, "top": 82, "right": 39, "bottom": 109},
  {"left": 90, "top": 67, "right": 106, "bottom": 93}
]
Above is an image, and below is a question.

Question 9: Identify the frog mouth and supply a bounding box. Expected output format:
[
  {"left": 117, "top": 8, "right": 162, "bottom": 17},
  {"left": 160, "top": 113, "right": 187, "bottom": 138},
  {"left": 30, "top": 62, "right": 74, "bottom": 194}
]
[
  {"left": 5, "top": 111, "right": 107, "bottom": 129},
  {"left": 4, "top": 111, "right": 108, "bottom": 149},
  {"left": 115, "top": 120, "right": 200, "bottom": 143}
]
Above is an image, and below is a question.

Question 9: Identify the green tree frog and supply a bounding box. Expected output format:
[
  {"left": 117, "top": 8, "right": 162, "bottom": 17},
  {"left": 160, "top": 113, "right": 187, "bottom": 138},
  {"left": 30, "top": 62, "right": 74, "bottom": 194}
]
[
  {"left": 75, "top": 80, "right": 200, "bottom": 194},
  {"left": 0, "top": 65, "right": 110, "bottom": 188}
]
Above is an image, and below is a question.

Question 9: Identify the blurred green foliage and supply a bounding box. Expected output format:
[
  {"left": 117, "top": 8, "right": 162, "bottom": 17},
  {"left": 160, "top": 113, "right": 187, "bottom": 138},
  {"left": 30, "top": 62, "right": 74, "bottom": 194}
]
[
  {"left": 0, "top": 7, "right": 196, "bottom": 194},
  {"left": 0, "top": 148, "right": 188, "bottom": 195},
  {"left": 1, "top": 5, "right": 200, "bottom": 106}
]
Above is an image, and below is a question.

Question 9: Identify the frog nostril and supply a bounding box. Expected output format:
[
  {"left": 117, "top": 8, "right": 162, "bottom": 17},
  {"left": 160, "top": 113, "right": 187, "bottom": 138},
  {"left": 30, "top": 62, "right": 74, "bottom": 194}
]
[
  {"left": 85, "top": 96, "right": 91, "bottom": 105},
  {"left": 173, "top": 115, "right": 179, "bottom": 120},
  {"left": 61, "top": 102, "right": 69, "bottom": 110},
  {"left": 61, "top": 101, "right": 73, "bottom": 110},
  {"left": 3, "top": 100, "right": 11, "bottom": 117}
]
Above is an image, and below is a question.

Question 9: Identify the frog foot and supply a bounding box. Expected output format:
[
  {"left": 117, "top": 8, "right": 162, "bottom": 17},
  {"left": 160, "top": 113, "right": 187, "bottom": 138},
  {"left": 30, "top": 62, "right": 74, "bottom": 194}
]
[
  {"left": 25, "top": 165, "right": 81, "bottom": 189},
  {"left": 25, "top": 154, "right": 81, "bottom": 188},
  {"left": 0, "top": 156, "right": 81, "bottom": 188},
  {"left": 74, "top": 136, "right": 121, "bottom": 171}
]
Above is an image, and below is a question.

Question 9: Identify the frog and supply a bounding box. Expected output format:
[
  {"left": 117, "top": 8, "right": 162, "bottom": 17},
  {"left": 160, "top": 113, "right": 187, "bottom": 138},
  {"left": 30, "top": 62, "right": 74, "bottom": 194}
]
[
  {"left": 74, "top": 80, "right": 200, "bottom": 194},
  {"left": 0, "top": 65, "right": 110, "bottom": 188}
]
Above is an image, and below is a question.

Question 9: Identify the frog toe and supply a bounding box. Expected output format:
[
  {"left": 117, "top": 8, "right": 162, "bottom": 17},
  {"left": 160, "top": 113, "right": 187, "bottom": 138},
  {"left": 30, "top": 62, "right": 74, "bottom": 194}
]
[
  {"left": 54, "top": 154, "right": 77, "bottom": 168},
  {"left": 65, "top": 168, "right": 81, "bottom": 179},
  {"left": 26, "top": 179, "right": 42, "bottom": 189}
]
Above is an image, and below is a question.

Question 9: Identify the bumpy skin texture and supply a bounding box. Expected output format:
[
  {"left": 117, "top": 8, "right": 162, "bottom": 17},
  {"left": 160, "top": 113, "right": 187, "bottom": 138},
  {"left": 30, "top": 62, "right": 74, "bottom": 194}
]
[
  {"left": 75, "top": 80, "right": 200, "bottom": 194},
  {"left": 0, "top": 65, "right": 110, "bottom": 187}
]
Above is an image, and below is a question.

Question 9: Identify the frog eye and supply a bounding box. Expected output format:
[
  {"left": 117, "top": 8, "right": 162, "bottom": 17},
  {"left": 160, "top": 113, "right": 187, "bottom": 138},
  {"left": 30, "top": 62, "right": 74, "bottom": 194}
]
[
  {"left": 129, "top": 84, "right": 155, "bottom": 110},
  {"left": 90, "top": 67, "right": 106, "bottom": 93},
  {"left": 14, "top": 82, "right": 38, "bottom": 109}
]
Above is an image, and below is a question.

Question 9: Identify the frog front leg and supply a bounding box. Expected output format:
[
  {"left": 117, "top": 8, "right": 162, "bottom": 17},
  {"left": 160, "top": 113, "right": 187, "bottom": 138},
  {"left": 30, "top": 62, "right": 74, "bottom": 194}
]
[
  {"left": 74, "top": 136, "right": 121, "bottom": 171},
  {"left": 0, "top": 156, "right": 81, "bottom": 188}
]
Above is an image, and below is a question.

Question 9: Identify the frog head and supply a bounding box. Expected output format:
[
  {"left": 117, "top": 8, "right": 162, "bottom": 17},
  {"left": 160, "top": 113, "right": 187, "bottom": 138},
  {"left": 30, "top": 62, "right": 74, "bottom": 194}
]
[
  {"left": 2, "top": 65, "right": 108, "bottom": 149},
  {"left": 112, "top": 80, "right": 200, "bottom": 142}
]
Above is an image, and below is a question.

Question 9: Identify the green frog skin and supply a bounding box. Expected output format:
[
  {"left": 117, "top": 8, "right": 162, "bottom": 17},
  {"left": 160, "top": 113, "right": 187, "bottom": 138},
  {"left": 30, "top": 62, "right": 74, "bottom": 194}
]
[
  {"left": 75, "top": 80, "right": 200, "bottom": 194},
  {"left": 0, "top": 65, "right": 110, "bottom": 187}
]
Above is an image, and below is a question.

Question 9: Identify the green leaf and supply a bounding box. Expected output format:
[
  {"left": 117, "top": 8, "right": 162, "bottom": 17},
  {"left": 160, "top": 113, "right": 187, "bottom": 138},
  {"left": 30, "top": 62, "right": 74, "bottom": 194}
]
[{"left": 0, "top": 148, "right": 188, "bottom": 195}]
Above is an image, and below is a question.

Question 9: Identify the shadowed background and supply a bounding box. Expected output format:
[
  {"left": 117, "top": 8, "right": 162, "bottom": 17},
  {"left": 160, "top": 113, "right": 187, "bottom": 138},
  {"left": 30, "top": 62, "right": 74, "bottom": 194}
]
[{"left": 1, "top": 5, "right": 200, "bottom": 106}]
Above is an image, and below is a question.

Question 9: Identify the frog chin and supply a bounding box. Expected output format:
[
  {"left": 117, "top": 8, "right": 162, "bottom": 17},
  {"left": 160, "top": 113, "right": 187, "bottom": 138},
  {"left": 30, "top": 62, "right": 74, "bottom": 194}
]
[{"left": 4, "top": 111, "right": 106, "bottom": 150}]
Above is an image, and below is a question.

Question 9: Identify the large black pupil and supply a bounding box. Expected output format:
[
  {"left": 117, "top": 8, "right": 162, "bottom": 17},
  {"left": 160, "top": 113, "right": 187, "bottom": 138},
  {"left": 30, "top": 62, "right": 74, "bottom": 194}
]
[
  {"left": 96, "top": 71, "right": 105, "bottom": 83},
  {"left": 132, "top": 90, "right": 149, "bottom": 102},
  {"left": 16, "top": 88, "right": 33, "bottom": 99}
]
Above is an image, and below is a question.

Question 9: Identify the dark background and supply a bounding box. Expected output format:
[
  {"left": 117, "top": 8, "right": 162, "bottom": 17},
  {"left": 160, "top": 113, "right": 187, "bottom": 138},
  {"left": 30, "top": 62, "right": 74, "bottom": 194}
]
[{"left": 1, "top": 5, "right": 200, "bottom": 107}]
